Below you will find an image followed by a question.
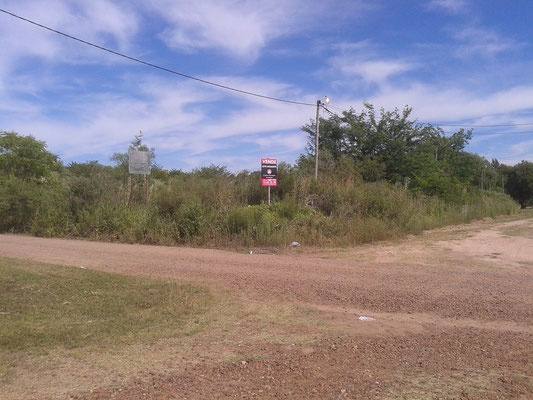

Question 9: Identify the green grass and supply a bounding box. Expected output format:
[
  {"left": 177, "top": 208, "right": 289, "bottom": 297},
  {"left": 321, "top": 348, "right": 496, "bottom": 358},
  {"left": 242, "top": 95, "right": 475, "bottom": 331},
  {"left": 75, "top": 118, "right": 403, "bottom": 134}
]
[
  {"left": 2, "top": 171, "right": 521, "bottom": 249},
  {"left": 0, "top": 258, "right": 328, "bottom": 395},
  {"left": 499, "top": 210, "right": 533, "bottom": 237},
  {"left": 0, "top": 257, "right": 213, "bottom": 377}
]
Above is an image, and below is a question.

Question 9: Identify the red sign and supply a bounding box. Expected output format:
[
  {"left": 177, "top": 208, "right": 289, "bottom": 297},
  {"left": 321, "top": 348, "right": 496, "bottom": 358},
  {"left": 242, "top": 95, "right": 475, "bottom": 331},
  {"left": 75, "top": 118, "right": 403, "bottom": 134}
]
[{"left": 261, "top": 158, "right": 277, "bottom": 187}]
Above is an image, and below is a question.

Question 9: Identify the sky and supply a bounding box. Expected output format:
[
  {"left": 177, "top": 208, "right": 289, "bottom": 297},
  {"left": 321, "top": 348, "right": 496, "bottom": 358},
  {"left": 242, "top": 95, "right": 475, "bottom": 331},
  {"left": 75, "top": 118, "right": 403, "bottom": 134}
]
[{"left": 1, "top": 0, "right": 533, "bottom": 172}]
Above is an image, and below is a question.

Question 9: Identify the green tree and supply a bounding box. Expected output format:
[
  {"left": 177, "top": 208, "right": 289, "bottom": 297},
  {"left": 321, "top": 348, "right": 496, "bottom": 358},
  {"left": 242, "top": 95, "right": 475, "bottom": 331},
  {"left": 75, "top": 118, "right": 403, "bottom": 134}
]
[
  {"left": 66, "top": 161, "right": 121, "bottom": 213},
  {"left": 506, "top": 161, "right": 533, "bottom": 208},
  {"left": 0, "top": 131, "right": 61, "bottom": 182},
  {"left": 301, "top": 103, "right": 473, "bottom": 190}
]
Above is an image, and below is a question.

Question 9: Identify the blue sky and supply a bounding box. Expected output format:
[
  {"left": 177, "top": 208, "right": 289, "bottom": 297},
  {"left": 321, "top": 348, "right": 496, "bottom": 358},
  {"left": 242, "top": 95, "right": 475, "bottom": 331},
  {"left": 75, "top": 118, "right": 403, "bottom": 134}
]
[{"left": 1, "top": 0, "right": 533, "bottom": 171}]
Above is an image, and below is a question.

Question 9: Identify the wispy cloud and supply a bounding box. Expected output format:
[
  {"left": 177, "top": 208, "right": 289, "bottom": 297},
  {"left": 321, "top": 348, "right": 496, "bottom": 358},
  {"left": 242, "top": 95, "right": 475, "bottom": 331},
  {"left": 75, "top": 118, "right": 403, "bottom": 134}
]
[
  {"left": 327, "top": 41, "right": 416, "bottom": 86},
  {"left": 143, "top": 0, "right": 372, "bottom": 62},
  {"left": 3, "top": 71, "right": 313, "bottom": 166},
  {"left": 0, "top": 0, "right": 139, "bottom": 94},
  {"left": 510, "top": 139, "right": 533, "bottom": 158},
  {"left": 1, "top": 0, "right": 532, "bottom": 171},
  {"left": 428, "top": 0, "right": 469, "bottom": 14},
  {"left": 336, "top": 59, "right": 416, "bottom": 85},
  {"left": 368, "top": 84, "right": 533, "bottom": 122},
  {"left": 453, "top": 27, "right": 523, "bottom": 58}
]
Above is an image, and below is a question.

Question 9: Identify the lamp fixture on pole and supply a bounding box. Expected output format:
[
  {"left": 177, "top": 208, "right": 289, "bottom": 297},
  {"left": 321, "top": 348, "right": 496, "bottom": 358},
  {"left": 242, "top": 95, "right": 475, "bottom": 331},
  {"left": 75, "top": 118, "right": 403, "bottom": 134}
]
[{"left": 315, "top": 96, "right": 330, "bottom": 179}]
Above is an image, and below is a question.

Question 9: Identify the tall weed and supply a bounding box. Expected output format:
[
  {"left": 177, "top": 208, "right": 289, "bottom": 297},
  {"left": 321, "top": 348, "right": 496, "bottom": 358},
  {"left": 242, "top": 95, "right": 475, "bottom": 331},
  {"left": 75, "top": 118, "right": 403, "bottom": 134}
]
[{"left": 0, "top": 169, "right": 519, "bottom": 248}]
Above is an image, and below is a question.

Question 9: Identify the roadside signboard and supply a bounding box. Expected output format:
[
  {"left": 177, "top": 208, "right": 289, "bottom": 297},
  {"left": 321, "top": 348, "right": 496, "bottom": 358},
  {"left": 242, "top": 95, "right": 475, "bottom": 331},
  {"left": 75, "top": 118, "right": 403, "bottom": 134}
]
[
  {"left": 128, "top": 149, "right": 151, "bottom": 175},
  {"left": 261, "top": 158, "right": 277, "bottom": 187}
]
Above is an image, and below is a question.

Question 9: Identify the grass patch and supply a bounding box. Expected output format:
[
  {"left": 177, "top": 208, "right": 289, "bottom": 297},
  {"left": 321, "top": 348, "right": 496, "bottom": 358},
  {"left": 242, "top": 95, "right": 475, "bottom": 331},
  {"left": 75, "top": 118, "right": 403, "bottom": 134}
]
[
  {"left": 500, "top": 222, "right": 533, "bottom": 238},
  {"left": 380, "top": 372, "right": 494, "bottom": 400},
  {"left": 0, "top": 257, "right": 213, "bottom": 377}
]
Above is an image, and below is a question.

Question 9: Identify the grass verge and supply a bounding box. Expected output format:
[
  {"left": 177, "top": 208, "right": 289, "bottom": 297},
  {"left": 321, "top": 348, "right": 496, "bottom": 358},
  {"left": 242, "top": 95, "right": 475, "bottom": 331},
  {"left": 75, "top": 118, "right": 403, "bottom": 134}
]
[
  {"left": 0, "top": 257, "right": 213, "bottom": 380},
  {"left": 0, "top": 257, "right": 325, "bottom": 398}
]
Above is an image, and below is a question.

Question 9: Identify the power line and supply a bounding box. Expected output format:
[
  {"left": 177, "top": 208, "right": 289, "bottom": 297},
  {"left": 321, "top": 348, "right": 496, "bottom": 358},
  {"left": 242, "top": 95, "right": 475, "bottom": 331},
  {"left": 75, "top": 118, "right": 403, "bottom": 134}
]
[
  {"left": 322, "top": 106, "right": 341, "bottom": 118},
  {"left": 4, "top": 8, "right": 533, "bottom": 129},
  {"left": 327, "top": 104, "right": 345, "bottom": 112},
  {"left": 460, "top": 130, "right": 533, "bottom": 136},
  {"left": 427, "top": 122, "right": 533, "bottom": 127},
  {"left": 0, "top": 8, "right": 315, "bottom": 107},
  {"left": 323, "top": 107, "right": 533, "bottom": 136},
  {"left": 322, "top": 104, "right": 533, "bottom": 128}
]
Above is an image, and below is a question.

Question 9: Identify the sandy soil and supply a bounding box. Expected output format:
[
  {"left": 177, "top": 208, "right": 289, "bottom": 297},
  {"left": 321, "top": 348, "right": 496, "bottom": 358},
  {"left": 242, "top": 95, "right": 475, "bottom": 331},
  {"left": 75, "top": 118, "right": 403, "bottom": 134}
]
[{"left": 1, "top": 215, "right": 532, "bottom": 399}]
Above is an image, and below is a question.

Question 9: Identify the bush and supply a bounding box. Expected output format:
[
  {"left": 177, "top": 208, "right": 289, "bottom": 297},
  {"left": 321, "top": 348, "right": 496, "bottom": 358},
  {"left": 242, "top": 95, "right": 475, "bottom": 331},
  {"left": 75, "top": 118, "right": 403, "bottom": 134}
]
[
  {"left": 0, "top": 178, "right": 71, "bottom": 234},
  {"left": 174, "top": 201, "right": 204, "bottom": 240}
]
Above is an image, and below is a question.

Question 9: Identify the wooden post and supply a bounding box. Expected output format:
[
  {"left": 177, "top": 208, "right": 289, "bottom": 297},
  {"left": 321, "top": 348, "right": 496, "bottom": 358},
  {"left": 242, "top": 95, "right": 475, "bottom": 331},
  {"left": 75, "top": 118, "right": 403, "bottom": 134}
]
[
  {"left": 129, "top": 175, "right": 134, "bottom": 205},
  {"left": 268, "top": 186, "right": 271, "bottom": 205},
  {"left": 145, "top": 174, "right": 148, "bottom": 206}
]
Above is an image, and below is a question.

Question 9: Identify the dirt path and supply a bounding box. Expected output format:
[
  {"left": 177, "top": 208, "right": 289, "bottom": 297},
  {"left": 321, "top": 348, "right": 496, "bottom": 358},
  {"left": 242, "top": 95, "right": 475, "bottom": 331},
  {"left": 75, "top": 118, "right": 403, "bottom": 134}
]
[
  {"left": 1, "top": 217, "right": 532, "bottom": 324},
  {"left": 1, "top": 215, "right": 533, "bottom": 399}
]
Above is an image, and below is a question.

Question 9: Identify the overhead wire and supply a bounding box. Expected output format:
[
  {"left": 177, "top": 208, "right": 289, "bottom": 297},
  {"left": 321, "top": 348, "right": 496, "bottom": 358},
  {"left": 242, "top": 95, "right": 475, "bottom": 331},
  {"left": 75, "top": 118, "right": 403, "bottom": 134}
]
[
  {"left": 323, "top": 107, "right": 533, "bottom": 136},
  {"left": 447, "top": 130, "right": 533, "bottom": 136},
  {"left": 322, "top": 103, "right": 533, "bottom": 129},
  {"left": 0, "top": 8, "right": 315, "bottom": 107},
  {"left": 322, "top": 106, "right": 341, "bottom": 118},
  {"left": 427, "top": 122, "right": 533, "bottom": 127},
  {"left": 3, "top": 8, "right": 533, "bottom": 131}
]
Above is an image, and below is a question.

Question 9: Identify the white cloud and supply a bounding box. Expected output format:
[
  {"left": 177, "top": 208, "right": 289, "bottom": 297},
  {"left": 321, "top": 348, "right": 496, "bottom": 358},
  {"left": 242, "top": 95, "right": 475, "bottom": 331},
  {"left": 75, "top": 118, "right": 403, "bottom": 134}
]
[
  {"left": 327, "top": 41, "right": 416, "bottom": 86},
  {"left": 155, "top": 1, "right": 272, "bottom": 60},
  {"left": 2, "top": 71, "right": 315, "bottom": 168},
  {"left": 0, "top": 0, "right": 138, "bottom": 57},
  {"left": 0, "top": 0, "right": 139, "bottom": 93},
  {"left": 428, "top": 0, "right": 468, "bottom": 14},
  {"left": 510, "top": 140, "right": 533, "bottom": 158},
  {"left": 144, "top": 0, "right": 296, "bottom": 60},
  {"left": 496, "top": 140, "right": 533, "bottom": 165},
  {"left": 337, "top": 59, "right": 416, "bottom": 85},
  {"left": 367, "top": 84, "right": 533, "bottom": 123},
  {"left": 246, "top": 133, "right": 306, "bottom": 152},
  {"left": 453, "top": 27, "right": 522, "bottom": 58},
  {"left": 2, "top": 0, "right": 532, "bottom": 170},
  {"left": 144, "top": 0, "right": 371, "bottom": 62}
]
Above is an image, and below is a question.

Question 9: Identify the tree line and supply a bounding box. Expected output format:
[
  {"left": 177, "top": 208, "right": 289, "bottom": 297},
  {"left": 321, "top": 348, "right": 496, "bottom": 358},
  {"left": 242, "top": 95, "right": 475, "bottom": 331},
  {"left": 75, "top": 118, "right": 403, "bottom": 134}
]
[
  {"left": 0, "top": 104, "right": 529, "bottom": 247},
  {"left": 302, "top": 103, "right": 533, "bottom": 207}
]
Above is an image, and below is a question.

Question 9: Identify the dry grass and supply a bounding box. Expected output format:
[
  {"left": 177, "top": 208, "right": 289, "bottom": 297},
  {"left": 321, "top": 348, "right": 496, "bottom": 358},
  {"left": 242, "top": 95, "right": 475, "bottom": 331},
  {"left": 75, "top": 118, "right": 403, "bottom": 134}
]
[{"left": 0, "top": 257, "right": 326, "bottom": 399}]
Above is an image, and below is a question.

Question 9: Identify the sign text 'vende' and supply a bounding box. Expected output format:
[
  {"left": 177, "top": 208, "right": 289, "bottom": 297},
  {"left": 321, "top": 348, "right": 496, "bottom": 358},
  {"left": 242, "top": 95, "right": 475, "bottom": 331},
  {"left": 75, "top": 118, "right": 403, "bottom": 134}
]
[{"left": 261, "top": 158, "right": 277, "bottom": 187}]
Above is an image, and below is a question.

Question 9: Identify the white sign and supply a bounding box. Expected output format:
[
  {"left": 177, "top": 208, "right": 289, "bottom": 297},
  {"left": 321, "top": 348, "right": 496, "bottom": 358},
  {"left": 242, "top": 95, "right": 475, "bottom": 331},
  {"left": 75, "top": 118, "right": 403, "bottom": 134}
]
[{"left": 128, "top": 149, "right": 151, "bottom": 175}]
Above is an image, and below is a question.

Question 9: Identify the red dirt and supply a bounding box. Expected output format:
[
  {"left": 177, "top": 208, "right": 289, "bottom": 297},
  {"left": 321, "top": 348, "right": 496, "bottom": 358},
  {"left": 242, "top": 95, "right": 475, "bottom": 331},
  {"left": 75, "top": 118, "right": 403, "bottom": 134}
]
[{"left": 1, "top": 216, "right": 532, "bottom": 399}]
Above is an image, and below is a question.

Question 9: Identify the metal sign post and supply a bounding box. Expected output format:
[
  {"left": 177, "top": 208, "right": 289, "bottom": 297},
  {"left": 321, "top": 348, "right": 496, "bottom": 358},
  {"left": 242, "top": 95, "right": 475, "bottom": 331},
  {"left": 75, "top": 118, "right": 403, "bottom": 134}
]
[
  {"left": 261, "top": 158, "right": 277, "bottom": 205},
  {"left": 128, "top": 149, "right": 151, "bottom": 205}
]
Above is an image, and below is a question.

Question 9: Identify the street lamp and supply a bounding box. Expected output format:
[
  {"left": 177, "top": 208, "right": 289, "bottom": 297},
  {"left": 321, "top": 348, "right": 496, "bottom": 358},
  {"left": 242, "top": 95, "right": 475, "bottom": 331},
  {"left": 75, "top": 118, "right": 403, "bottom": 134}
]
[{"left": 315, "top": 96, "right": 330, "bottom": 179}]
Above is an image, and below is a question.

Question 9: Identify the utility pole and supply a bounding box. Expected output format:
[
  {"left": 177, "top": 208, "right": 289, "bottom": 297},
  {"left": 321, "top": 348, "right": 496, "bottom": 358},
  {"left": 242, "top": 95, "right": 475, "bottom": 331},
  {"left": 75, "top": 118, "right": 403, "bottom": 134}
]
[
  {"left": 314, "top": 96, "right": 330, "bottom": 180},
  {"left": 315, "top": 100, "right": 320, "bottom": 180}
]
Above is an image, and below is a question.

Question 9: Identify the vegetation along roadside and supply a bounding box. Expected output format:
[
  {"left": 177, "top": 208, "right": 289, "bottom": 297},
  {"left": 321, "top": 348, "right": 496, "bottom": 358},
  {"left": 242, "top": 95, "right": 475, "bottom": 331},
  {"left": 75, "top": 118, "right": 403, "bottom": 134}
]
[{"left": 1, "top": 104, "right": 529, "bottom": 248}]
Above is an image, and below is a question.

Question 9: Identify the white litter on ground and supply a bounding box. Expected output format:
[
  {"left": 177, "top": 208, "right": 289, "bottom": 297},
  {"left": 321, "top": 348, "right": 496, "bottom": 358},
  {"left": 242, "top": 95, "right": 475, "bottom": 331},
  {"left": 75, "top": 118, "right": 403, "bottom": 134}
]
[
  {"left": 358, "top": 316, "right": 375, "bottom": 321},
  {"left": 289, "top": 241, "right": 301, "bottom": 247}
]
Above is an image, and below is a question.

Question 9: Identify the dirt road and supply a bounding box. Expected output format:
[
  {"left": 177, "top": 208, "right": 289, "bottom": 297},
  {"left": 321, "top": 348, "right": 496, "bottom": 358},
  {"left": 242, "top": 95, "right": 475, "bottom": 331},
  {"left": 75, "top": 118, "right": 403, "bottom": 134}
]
[{"left": 1, "top": 215, "right": 532, "bottom": 399}]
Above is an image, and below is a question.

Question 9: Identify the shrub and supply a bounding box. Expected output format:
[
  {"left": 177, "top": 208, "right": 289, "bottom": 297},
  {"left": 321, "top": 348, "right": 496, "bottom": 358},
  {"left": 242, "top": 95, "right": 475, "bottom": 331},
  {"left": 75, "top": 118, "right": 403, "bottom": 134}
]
[{"left": 174, "top": 201, "right": 204, "bottom": 240}]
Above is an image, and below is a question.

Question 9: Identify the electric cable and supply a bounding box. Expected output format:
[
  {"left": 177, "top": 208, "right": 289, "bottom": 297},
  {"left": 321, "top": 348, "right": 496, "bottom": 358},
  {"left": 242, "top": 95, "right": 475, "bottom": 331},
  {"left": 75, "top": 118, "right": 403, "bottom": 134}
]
[
  {"left": 0, "top": 8, "right": 315, "bottom": 107},
  {"left": 323, "top": 103, "right": 533, "bottom": 128},
  {"left": 3, "top": 8, "right": 533, "bottom": 129},
  {"left": 428, "top": 121, "right": 533, "bottom": 127},
  {"left": 322, "top": 106, "right": 341, "bottom": 118}
]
